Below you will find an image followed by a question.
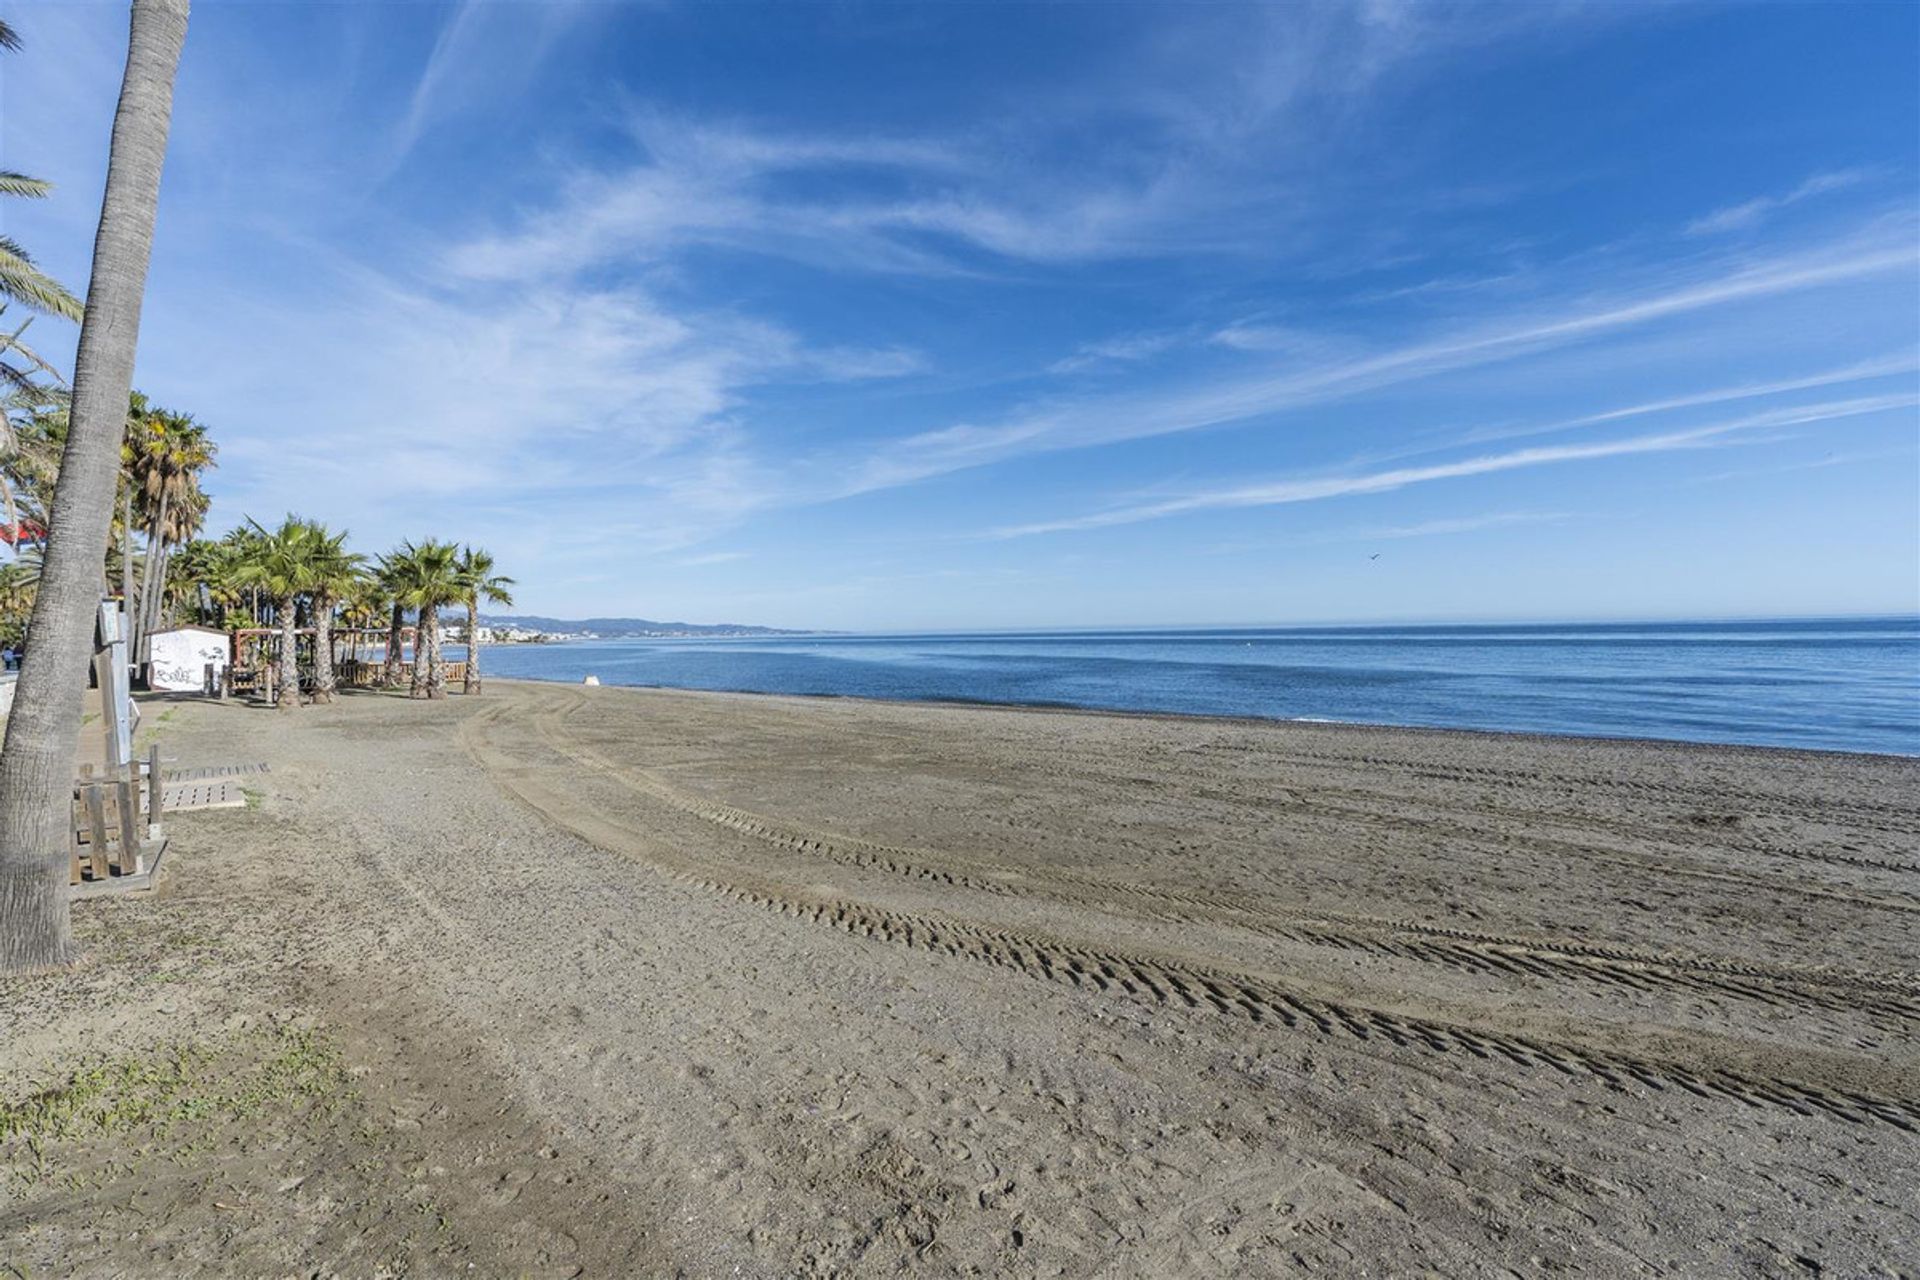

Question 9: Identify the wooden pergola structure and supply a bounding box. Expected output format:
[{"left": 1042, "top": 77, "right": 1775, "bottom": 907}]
[
  {"left": 232, "top": 625, "right": 410, "bottom": 670},
  {"left": 229, "top": 626, "right": 468, "bottom": 699}
]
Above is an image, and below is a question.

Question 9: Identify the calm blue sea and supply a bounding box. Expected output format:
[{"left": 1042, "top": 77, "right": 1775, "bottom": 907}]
[{"left": 459, "top": 618, "right": 1920, "bottom": 756}]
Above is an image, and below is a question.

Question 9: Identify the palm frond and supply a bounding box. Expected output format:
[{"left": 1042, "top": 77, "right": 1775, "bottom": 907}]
[
  {"left": 0, "top": 245, "right": 83, "bottom": 321},
  {"left": 0, "top": 172, "right": 52, "bottom": 199},
  {"left": 0, "top": 319, "right": 64, "bottom": 383}
]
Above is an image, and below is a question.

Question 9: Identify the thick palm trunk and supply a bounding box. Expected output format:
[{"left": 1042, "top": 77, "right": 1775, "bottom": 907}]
[
  {"left": 426, "top": 618, "right": 445, "bottom": 698},
  {"left": 464, "top": 599, "right": 482, "bottom": 695},
  {"left": 0, "top": 0, "right": 189, "bottom": 974},
  {"left": 310, "top": 592, "right": 337, "bottom": 703},
  {"left": 384, "top": 602, "right": 406, "bottom": 687},
  {"left": 274, "top": 594, "right": 300, "bottom": 713},
  {"left": 410, "top": 602, "right": 439, "bottom": 698}
]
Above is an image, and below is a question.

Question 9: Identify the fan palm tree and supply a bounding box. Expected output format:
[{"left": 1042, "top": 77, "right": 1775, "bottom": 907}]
[
  {"left": 303, "top": 523, "right": 362, "bottom": 704},
  {"left": 0, "top": 0, "right": 191, "bottom": 973},
  {"left": 123, "top": 400, "right": 214, "bottom": 657},
  {"left": 334, "top": 572, "right": 385, "bottom": 669},
  {"left": 455, "top": 546, "right": 513, "bottom": 696},
  {"left": 232, "top": 516, "right": 319, "bottom": 714},
  {"left": 387, "top": 539, "right": 461, "bottom": 699},
  {"left": 19, "top": 389, "right": 159, "bottom": 604},
  {"left": 164, "top": 535, "right": 242, "bottom": 626},
  {"left": 375, "top": 554, "right": 409, "bottom": 688}
]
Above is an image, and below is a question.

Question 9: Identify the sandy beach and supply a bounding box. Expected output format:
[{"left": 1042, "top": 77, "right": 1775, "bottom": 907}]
[{"left": 4, "top": 679, "right": 1918, "bottom": 1275}]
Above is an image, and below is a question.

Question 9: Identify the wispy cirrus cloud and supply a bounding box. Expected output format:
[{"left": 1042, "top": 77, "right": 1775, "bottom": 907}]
[
  {"left": 389, "top": 0, "right": 616, "bottom": 166},
  {"left": 1048, "top": 331, "right": 1186, "bottom": 374},
  {"left": 1686, "top": 170, "right": 1872, "bottom": 237},
  {"left": 984, "top": 393, "right": 1918, "bottom": 539},
  {"left": 1689, "top": 444, "right": 1920, "bottom": 486},
  {"left": 444, "top": 117, "right": 986, "bottom": 281},
  {"left": 168, "top": 257, "right": 907, "bottom": 560},
  {"left": 1319, "top": 510, "right": 1572, "bottom": 542},
  {"left": 674, "top": 550, "right": 751, "bottom": 567},
  {"left": 1211, "top": 509, "right": 1571, "bottom": 554},
  {"left": 439, "top": 4, "right": 1614, "bottom": 286},
  {"left": 1406, "top": 351, "right": 1919, "bottom": 457},
  {"left": 844, "top": 231, "right": 1918, "bottom": 495}
]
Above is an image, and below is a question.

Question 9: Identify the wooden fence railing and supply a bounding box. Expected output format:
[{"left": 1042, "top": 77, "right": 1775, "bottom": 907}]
[{"left": 222, "top": 658, "right": 471, "bottom": 699}]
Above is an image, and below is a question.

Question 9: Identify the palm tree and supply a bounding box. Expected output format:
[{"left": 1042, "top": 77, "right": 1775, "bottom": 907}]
[
  {"left": 0, "top": 23, "right": 83, "bottom": 326},
  {"left": 232, "top": 516, "right": 318, "bottom": 714},
  {"left": 0, "top": 559, "right": 35, "bottom": 652},
  {"left": 21, "top": 390, "right": 152, "bottom": 604},
  {"left": 163, "top": 535, "right": 241, "bottom": 625},
  {"left": 375, "top": 554, "right": 409, "bottom": 688},
  {"left": 0, "top": 18, "right": 78, "bottom": 458},
  {"left": 0, "top": 382, "right": 66, "bottom": 545},
  {"left": 302, "top": 523, "right": 362, "bottom": 704},
  {"left": 0, "top": 305, "right": 65, "bottom": 408},
  {"left": 455, "top": 546, "right": 513, "bottom": 696},
  {"left": 334, "top": 572, "right": 385, "bottom": 669},
  {"left": 0, "top": 0, "right": 191, "bottom": 974},
  {"left": 387, "top": 539, "right": 461, "bottom": 699},
  {"left": 0, "top": 233, "right": 83, "bottom": 324},
  {"left": 123, "top": 400, "right": 214, "bottom": 659}
]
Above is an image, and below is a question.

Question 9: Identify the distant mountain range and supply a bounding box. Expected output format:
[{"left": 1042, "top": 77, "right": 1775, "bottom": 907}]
[{"left": 477, "top": 613, "right": 808, "bottom": 638}]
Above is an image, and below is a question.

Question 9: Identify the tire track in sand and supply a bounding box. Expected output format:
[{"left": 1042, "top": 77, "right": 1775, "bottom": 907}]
[
  {"left": 460, "top": 696, "right": 1920, "bottom": 1131},
  {"left": 505, "top": 697, "right": 1920, "bottom": 1028},
  {"left": 1176, "top": 741, "right": 1920, "bottom": 831}
]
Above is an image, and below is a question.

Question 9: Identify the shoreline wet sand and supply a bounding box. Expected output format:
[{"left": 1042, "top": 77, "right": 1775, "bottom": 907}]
[{"left": 5, "top": 678, "right": 1917, "bottom": 1274}]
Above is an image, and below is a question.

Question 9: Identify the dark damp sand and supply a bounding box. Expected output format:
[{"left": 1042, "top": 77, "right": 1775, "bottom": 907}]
[{"left": 5, "top": 679, "right": 1917, "bottom": 1276}]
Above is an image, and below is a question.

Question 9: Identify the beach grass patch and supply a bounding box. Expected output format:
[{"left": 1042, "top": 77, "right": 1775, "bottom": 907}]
[{"left": 0, "top": 1024, "right": 352, "bottom": 1196}]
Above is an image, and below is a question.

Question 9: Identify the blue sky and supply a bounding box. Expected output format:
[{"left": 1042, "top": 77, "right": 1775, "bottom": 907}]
[{"left": 3, "top": 1, "right": 1916, "bottom": 630}]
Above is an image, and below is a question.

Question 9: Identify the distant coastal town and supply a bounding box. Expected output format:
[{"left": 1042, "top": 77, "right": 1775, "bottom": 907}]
[
  {"left": 456, "top": 623, "right": 569, "bottom": 645},
  {"left": 459, "top": 614, "right": 809, "bottom": 644}
]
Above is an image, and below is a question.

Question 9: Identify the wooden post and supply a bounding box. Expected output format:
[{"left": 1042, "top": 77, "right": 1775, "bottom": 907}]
[
  {"left": 263, "top": 662, "right": 274, "bottom": 706},
  {"left": 146, "top": 742, "right": 164, "bottom": 840},
  {"left": 84, "top": 784, "right": 111, "bottom": 882},
  {"left": 70, "top": 788, "right": 84, "bottom": 885},
  {"left": 114, "top": 779, "right": 140, "bottom": 874},
  {"left": 97, "top": 601, "right": 134, "bottom": 773}
]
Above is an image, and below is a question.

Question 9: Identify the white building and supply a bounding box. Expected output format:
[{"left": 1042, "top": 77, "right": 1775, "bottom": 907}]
[{"left": 147, "top": 625, "right": 231, "bottom": 693}]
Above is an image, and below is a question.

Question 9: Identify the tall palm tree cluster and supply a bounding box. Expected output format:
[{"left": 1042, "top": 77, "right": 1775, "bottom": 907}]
[
  {"left": 215, "top": 521, "right": 515, "bottom": 713},
  {"left": 1, "top": 388, "right": 516, "bottom": 708},
  {"left": 0, "top": 387, "right": 216, "bottom": 659},
  {"left": 0, "top": 23, "right": 220, "bottom": 666},
  {"left": 0, "top": 2, "right": 518, "bottom": 971},
  {"left": 0, "top": 11, "right": 517, "bottom": 711},
  {"left": 0, "top": 205, "right": 513, "bottom": 698}
]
